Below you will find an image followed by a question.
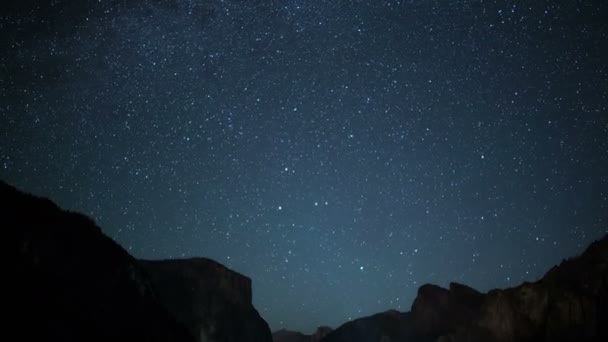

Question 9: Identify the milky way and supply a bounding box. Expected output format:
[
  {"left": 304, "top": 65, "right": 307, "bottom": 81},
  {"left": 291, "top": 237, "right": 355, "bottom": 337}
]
[{"left": 2, "top": 0, "right": 607, "bottom": 333}]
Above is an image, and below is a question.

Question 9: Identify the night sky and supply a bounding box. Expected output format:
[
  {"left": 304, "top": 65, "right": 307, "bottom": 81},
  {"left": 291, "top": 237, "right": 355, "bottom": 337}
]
[{"left": 2, "top": 0, "right": 608, "bottom": 333}]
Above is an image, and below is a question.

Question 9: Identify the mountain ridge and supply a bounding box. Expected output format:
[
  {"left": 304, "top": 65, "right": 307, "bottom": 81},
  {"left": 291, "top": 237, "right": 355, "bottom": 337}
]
[
  {"left": 276, "top": 234, "right": 607, "bottom": 342},
  {"left": 3, "top": 179, "right": 605, "bottom": 342},
  {"left": 4, "top": 180, "right": 272, "bottom": 342}
]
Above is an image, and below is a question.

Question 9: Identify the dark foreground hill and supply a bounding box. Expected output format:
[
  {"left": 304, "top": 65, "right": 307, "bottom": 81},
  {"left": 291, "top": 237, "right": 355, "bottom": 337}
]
[
  {"left": 3, "top": 180, "right": 271, "bottom": 342},
  {"left": 277, "top": 236, "right": 608, "bottom": 342}
]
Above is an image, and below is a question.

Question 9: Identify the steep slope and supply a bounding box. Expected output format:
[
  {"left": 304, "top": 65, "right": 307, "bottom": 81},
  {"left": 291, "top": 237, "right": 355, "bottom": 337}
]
[
  {"left": 3, "top": 180, "right": 192, "bottom": 341},
  {"left": 4, "top": 180, "right": 273, "bottom": 342}
]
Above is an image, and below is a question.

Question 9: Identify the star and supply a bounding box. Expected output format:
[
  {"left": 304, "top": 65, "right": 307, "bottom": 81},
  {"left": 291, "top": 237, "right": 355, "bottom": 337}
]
[{"left": 2, "top": 0, "right": 605, "bottom": 334}]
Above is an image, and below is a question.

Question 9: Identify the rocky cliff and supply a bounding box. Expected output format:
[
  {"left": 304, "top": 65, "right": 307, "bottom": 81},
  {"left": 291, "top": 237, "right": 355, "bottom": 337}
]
[
  {"left": 410, "top": 282, "right": 484, "bottom": 339},
  {"left": 141, "top": 258, "right": 272, "bottom": 342},
  {"left": 4, "top": 180, "right": 272, "bottom": 342}
]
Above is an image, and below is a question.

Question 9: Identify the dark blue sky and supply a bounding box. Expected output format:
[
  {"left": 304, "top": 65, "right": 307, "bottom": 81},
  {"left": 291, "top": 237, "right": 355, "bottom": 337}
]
[{"left": 2, "top": 0, "right": 607, "bottom": 333}]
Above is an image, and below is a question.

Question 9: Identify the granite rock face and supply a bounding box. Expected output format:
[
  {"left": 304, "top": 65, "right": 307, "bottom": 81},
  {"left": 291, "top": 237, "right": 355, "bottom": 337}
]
[
  {"left": 410, "top": 282, "right": 484, "bottom": 339},
  {"left": 141, "top": 258, "right": 273, "bottom": 342}
]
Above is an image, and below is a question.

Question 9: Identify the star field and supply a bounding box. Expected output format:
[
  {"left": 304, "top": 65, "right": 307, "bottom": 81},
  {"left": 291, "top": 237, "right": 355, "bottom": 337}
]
[{"left": 2, "top": 0, "right": 608, "bottom": 333}]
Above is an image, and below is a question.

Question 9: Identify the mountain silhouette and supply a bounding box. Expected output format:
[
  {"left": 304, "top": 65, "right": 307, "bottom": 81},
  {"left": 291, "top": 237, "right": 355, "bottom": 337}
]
[
  {"left": 3, "top": 180, "right": 271, "bottom": 342},
  {"left": 276, "top": 235, "right": 608, "bottom": 342},
  {"left": 3, "top": 179, "right": 605, "bottom": 342}
]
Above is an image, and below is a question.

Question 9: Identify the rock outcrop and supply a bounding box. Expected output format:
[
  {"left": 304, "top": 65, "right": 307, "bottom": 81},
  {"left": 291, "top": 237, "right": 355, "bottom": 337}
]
[
  {"left": 4, "top": 180, "right": 272, "bottom": 342},
  {"left": 410, "top": 282, "right": 484, "bottom": 339},
  {"left": 141, "top": 258, "right": 272, "bottom": 342}
]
